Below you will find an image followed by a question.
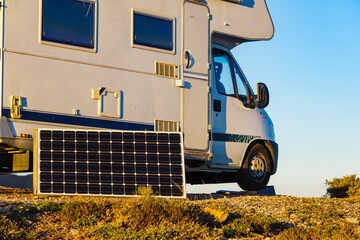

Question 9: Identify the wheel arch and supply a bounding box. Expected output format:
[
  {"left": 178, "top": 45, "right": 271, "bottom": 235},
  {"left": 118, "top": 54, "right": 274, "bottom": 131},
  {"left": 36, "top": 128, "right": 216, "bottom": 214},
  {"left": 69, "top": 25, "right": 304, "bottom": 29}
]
[{"left": 240, "top": 139, "right": 278, "bottom": 175}]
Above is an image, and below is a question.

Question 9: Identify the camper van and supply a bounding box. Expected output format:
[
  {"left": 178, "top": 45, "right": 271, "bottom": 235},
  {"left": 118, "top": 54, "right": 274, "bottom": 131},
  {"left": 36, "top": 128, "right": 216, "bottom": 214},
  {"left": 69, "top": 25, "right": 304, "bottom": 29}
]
[{"left": 0, "top": 0, "right": 277, "bottom": 191}]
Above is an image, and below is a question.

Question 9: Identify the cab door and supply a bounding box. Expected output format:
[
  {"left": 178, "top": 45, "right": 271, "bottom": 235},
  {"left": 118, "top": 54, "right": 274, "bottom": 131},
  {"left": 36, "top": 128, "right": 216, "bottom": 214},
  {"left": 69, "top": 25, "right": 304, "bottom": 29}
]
[
  {"left": 182, "top": 1, "right": 210, "bottom": 151},
  {"left": 210, "top": 46, "right": 261, "bottom": 167}
]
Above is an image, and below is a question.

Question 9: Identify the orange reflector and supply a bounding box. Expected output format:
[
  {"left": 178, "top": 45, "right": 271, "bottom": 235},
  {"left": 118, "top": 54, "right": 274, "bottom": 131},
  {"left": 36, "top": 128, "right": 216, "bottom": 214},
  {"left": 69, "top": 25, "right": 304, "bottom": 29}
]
[{"left": 20, "top": 134, "right": 31, "bottom": 138}]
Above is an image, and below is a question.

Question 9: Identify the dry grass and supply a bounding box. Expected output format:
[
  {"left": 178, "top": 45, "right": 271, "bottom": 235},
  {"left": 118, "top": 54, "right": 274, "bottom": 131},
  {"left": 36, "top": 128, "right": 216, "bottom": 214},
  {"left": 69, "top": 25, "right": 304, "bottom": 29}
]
[{"left": 0, "top": 186, "right": 359, "bottom": 239}]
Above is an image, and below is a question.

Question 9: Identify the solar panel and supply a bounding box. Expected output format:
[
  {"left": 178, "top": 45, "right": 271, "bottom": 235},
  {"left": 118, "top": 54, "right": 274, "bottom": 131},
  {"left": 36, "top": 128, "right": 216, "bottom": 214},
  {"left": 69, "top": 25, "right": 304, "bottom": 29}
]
[{"left": 34, "top": 129, "right": 186, "bottom": 198}]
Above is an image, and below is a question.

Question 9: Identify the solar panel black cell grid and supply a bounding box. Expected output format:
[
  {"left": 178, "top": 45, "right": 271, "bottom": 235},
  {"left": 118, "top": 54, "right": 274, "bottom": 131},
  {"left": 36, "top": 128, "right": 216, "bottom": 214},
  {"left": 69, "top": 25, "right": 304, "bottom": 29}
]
[{"left": 36, "top": 129, "right": 185, "bottom": 198}]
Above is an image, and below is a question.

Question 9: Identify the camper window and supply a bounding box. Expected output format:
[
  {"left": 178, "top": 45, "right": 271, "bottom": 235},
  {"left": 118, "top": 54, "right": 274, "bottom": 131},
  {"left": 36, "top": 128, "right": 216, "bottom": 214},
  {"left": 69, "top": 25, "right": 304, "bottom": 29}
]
[
  {"left": 41, "top": 0, "right": 95, "bottom": 49},
  {"left": 133, "top": 12, "right": 173, "bottom": 51}
]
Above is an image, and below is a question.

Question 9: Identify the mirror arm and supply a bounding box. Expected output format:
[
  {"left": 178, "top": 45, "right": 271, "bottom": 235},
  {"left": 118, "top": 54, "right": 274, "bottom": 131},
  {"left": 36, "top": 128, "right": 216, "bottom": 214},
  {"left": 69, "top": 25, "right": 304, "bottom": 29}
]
[
  {"left": 250, "top": 101, "right": 258, "bottom": 108},
  {"left": 250, "top": 95, "right": 258, "bottom": 100},
  {"left": 246, "top": 94, "right": 257, "bottom": 108}
]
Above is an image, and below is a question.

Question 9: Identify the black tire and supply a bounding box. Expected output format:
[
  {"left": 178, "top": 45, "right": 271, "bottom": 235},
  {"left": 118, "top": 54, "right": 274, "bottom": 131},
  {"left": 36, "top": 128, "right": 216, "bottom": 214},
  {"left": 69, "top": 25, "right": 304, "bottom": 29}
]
[{"left": 237, "top": 144, "right": 271, "bottom": 191}]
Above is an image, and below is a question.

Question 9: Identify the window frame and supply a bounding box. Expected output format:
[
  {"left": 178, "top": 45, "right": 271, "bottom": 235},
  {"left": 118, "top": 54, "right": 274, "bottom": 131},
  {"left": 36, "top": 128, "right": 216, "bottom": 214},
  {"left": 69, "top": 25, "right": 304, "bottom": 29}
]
[
  {"left": 39, "top": 0, "right": 97, "bottom": 52},
  {"left": 131, "top": 9, "right": 176, "bottom": 55},
  {"left": 231, "top": 55, "right": 254, "bottom": 104}
]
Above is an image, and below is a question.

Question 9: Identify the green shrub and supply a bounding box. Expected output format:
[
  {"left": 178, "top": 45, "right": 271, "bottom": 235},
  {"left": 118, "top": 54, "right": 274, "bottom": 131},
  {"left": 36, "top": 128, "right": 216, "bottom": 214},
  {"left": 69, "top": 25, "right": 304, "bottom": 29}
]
[
  {"left": 0, "top": 214, "right": 38, "bottom": 240},
  {"left": 59, "top": 199, "right": 112, "bottom": 228},
  {"left": 136, "top": 185, "right": 155, "bottom": 197},
  {"left": 248, "top": 213, "right": 284, "bottom": 233},
  {"left": 222, "top": 214, "right": 284, "bottom": 238},
  {"left": 278, "top": 223, "right": 360, "bottom": 240},
  {"left": 57, "top": 194, "right": 205, "bottom": 234},
  {"left": 74, "top": 214, "right": 101, "bottom": 228},
  {"left": 115, "top": 196, "right": 201, "bottom": 229},
  {"left": 36, "top": 201, "right": 62, "bottom": 213},
  {"left": 277, "top": 227, "right": 316, "bottom": 240},
  {"left": 222, "top": 218, "right": 254, "bottom": 237},
  {"left": 347, "top": 179, "right": 360, "bottom": 197},
  {"left": 83, "top": 192, "right": 214, "bottom": 239},
  {"left": 90, "top": 222, "right": 214, "bottom": 240},
  {"left": 326, "top": 174, "right": 360, "bottom": 198}
]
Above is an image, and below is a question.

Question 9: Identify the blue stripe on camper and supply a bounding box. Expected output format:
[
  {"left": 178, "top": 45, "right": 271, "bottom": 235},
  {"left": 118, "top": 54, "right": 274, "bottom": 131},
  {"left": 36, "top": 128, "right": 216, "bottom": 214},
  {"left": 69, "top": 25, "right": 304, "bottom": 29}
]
[
  {"left": 212, "top": 133, "right": 260, "bottom": 144},
  {"left": 2, "top": 108, "right": 153, "bottom": 131}
]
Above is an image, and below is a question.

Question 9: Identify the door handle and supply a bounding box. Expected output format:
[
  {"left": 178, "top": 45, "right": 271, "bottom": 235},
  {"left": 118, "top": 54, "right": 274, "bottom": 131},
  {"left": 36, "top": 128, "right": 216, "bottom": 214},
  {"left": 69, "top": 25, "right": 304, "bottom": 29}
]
[{"left": 214, "top": 99, "right": 221, "bottom": 112}]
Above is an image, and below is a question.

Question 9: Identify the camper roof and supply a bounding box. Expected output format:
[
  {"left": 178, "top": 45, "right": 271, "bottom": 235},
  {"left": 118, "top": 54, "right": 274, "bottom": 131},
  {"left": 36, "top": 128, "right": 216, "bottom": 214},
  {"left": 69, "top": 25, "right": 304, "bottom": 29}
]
[{"left": 207, "top": 0, "right": 274, "bottom": 49}]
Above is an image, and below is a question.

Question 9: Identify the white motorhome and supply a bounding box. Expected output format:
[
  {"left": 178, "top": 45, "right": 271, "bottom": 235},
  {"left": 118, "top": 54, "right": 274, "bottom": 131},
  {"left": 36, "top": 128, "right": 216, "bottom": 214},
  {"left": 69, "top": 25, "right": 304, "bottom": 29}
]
[{"left": 0, "top": 0, "right": 277, "bottom": 191}]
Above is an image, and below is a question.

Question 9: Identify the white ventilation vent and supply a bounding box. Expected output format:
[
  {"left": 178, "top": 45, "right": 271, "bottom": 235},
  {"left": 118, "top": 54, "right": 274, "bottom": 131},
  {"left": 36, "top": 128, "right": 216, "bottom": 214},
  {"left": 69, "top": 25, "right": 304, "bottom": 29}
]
[
  {"left": 155, "top": 62, "right": 179, "bottom": 79},
  {"left": 155, "top": 119, "right": 179, "bottom": 132}
]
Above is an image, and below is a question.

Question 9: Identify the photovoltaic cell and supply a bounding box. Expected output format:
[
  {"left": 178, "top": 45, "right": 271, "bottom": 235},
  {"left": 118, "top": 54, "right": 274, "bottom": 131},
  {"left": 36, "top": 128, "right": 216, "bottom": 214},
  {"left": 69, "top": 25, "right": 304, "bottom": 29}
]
[{"left": 35, "top": 129, "right": 185, "bottom": 198}]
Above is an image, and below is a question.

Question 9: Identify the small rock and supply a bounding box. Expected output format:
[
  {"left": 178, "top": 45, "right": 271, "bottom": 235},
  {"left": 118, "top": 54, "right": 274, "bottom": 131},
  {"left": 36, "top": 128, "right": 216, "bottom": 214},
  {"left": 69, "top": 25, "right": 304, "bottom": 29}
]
[
  {"left": 346, "top": 218, "right": 359, "bottom": 225},
  {"left": 23, "top": 219, "right": 33, "bottom": 227},
  {"left": 203, "top": 207, "right": 229, "bottom": 223},
  {"left": 0, "top": 205, "right": 12, "bottom": 214}
]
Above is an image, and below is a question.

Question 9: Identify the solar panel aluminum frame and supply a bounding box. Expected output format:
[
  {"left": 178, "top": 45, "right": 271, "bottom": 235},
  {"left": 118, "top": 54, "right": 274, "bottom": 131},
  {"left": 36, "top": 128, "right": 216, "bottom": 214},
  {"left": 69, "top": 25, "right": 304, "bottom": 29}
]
[{"left": 33, "top": 128, "right": 186, "bottom": 199}]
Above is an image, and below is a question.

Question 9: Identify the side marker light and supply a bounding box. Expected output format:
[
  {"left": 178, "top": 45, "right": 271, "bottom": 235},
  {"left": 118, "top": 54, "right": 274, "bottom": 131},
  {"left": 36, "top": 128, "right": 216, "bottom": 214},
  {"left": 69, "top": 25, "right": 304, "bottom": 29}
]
[{"left": 20, "top": 134, "right": 31, "bottom": 138}]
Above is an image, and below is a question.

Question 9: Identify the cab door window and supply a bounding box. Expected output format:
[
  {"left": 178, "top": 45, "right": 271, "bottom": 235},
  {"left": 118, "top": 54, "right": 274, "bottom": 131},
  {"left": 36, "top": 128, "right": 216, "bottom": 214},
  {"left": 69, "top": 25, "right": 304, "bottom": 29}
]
[
  {"left": 213, "top": 51, "right": 235, "bottom": 96},
  {"left": 213, "top": 48, "right": 251, "bottom": 105}
]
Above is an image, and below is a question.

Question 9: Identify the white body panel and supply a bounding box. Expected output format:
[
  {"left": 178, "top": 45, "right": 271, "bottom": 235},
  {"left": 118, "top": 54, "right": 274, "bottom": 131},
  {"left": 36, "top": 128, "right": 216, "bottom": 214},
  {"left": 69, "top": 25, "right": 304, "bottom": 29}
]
[{"left": 3, "top": 0, "right": 181, "bottom": 124}]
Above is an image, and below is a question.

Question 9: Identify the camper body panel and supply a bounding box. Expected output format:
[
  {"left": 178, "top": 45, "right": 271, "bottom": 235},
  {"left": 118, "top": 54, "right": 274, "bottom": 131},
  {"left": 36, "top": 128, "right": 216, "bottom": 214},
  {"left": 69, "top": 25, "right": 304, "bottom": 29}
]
[
  {"left": 3, "top": 52, "right": 180, "bottom": 123},
  {"left": 2, "top": 0, "right": 182, "bottom": 142}
]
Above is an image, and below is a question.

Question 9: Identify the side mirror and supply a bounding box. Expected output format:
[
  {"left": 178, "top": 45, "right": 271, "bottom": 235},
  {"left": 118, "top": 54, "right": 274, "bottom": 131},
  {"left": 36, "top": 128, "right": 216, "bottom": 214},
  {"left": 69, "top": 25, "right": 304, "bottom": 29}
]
[
  {"left": 249, "top": 83, "right": 269, "bottom": 109},
  {"left": 256, "top": 82, "right": 269, "bottom": 109}
]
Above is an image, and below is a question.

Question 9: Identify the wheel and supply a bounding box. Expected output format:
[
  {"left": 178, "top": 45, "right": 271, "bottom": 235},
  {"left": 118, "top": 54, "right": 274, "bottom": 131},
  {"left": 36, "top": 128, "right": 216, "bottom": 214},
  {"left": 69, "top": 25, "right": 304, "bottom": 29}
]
[{"left": 237, "top": 144, "right": 271, "bottom": 191}]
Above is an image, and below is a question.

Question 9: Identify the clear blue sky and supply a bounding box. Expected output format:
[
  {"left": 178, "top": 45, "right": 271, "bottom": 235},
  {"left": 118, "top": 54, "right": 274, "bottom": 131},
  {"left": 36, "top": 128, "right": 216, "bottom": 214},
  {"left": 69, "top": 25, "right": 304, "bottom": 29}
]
[
  {"left": 235, "top": 0, "right": 360, "bottom": 197},
  {"left": 188, "top": 0, "right": 360, "bottom": 197}
]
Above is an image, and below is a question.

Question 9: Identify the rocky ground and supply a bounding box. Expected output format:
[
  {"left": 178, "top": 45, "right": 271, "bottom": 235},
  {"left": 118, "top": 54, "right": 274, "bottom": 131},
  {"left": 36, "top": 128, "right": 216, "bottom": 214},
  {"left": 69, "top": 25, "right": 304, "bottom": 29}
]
[
  {"left": 1, "top": 187, "right": 360, "bottom": 239},
  {"left": 192, "top": 193, "right": 360, "bottom": 228}
]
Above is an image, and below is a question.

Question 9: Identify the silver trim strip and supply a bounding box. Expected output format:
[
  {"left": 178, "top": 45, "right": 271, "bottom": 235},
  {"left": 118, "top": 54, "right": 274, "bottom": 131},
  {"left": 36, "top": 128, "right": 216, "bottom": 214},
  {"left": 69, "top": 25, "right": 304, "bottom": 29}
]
[{"left": 183, "top": 71, "right": 208, "bottom": 80}]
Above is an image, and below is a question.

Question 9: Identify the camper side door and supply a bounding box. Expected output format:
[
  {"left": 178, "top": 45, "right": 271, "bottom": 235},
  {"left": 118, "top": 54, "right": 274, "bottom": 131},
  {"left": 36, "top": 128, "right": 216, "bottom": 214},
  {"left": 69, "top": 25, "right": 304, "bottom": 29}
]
[{"left": 182, "top": 1, "right": 210, "bottom": 152}]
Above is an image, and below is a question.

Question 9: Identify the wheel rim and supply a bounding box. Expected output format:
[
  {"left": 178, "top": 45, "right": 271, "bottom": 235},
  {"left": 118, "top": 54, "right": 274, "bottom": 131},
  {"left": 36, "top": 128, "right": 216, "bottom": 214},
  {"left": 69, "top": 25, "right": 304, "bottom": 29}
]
[{"left": 249, "top": 154, "right": 266, "bottom": 182}]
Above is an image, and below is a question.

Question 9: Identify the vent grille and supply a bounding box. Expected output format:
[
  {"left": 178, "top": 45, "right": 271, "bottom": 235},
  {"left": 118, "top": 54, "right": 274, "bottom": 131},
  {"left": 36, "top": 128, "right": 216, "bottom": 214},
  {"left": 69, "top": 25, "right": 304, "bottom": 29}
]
[
  {"left": 155, "top": 62, "right": 179, "bottom": 79},
  {"left": 155, "top": 119, "right": 179, "bottom": 132}
]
